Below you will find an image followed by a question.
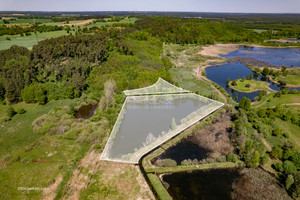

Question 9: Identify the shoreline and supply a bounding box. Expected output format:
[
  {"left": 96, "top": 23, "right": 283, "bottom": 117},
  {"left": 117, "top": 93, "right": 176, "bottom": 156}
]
[
  {"left": 198, "top": 44, "right": 300, "bottom": 89},
  {"left": 198, "top": 43, "right": 300, "bottom": 58},
  {"left": 227, "top": 81, "right": 276, "bottom": 94}
]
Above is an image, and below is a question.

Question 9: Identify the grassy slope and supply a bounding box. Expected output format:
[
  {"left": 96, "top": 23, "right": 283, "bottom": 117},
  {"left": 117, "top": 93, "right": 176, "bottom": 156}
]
[
  {"left": 84, "top": 18, "right": 137, "bottom": 28},
  {"left": 277, "top": 70, "right": 300, "bottom": 86},
  {"left": 0, "top": 30, "right": 75, "bottom": 50},
  {"left": 229, "top": 79, "right": 272, "bottom": 93},
  {"left": 0, "top": 100, "right": 89, "bottom": 200},
  {"left": 147, "top": 173, "right": 172, "bottom": 200},
  {"left": 254, "top": 94, "right": 300, "bottom": 108},
  {"left": 164, "top": 44, "right": 226, "bottom": 102},
  {"left": 0, "top": 18, "right": 52, "bottom": 25},
  {"left": 274, "top": 118, "right": 300, "bottom": 151}
]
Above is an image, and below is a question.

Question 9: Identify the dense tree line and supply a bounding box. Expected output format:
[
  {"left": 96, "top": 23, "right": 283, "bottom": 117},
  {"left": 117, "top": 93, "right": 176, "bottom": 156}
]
[
  {"left": 135, "top": 17, "right": 300, "bottom": 45},
  {"left": 0, "top": 26, "right": 172, "bottom": 104},
  {"left": 0, "top": 29, "right": 122, "bottom": 103},
  {"left": 0, "top": 24, "right": 64, "bottom": 36},
  {"left": 135, "top": 17, "right": 263, "bottom": 44}
]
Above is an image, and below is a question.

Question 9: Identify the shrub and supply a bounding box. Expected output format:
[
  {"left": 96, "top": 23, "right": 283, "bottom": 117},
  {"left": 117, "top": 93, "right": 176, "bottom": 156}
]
[
  {"left": 285, "top": 175, "right": 294, "bottom": 190},
  {"left": 231, "top": 80, "right": 237, "bottom": 86},
  {"left": 245, "top": 83, "right": 250, "bottom": 88},
  {"left": 272, "top": 162, "right": 284, "bottom": 172},
  {"left": 239, "top": 97, "right": 251, "bottom": 111},
  {"left": 155, "top": 159, "right": 177, "bottom": 167},
  {"left": 272, "top": 128, "right": 282, "bottom": 136},
  {"left": 16, "top": 108, "right": 26, "bottom": 114},
  {"left": 270, "top": 146, "right": 283, "bottom": 159},
  {"left": 283, "top": 160, "right": 297, "bottom": 175},
  {"left": 6, "top": 107, "right": 16, "bottom": 118}
]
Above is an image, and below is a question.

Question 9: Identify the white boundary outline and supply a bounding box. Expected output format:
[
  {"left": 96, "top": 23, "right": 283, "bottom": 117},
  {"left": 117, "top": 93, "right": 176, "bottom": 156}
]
[
  {"left": 123, "top": 77, "right": 190, "bottom": 96},
  {"left": 100, "top": 93, "right": 224, "bottom": 164}
]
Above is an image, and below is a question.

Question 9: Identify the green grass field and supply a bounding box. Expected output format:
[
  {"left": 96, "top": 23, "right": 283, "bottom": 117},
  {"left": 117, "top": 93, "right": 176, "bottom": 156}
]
[
  {"left": 0, "top": 30, "right": 74, "bottom": 50},
  {"left": 164, "top": 44, "right": 226, "bottom": 102},
  {"left": 277, "top": 70, "right": 300, "bottom": 86},
  {"left": 254, "top": 94, "right": 300, "bottom": 108},
  {"left": 229, "top": 79, "right": 272, "bottom": 93},
  {"left": 0, "top": 18, "right": 52, "bottom": 25},
  {"left": 84, "top": 18, "right": 137, "bottom": 28},
  {"left": 274, "top": 118, "right": 300, "bottom": 151},
  {"left": 0, "top": 99, "right": 90, "bottom": 200}
]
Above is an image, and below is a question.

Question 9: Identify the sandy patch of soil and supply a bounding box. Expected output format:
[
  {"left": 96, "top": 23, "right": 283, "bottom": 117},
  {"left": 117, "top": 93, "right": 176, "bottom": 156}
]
[
  {"left": 64, "top": 150, "right": 99, "bottom": 200},
  {"left": 198, "top": 44, "right": 240, "bottom": 57},
  {"left": 58, "top": 19, "right": 94, "bottom": 27},
  {"left": 42, "top": 174, "right": 63, "bottom": 200}
]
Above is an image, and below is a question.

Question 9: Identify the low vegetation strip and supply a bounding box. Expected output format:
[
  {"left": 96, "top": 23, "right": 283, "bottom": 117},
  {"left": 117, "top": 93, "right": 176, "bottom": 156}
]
[
  {"left": 147, "top": 173, "right": 172, "bottom": 200},
  {"left": 145, "top": 162, "right": 239, "bottom": 173},
  {"left": 229, "top": 79, "right": 273, "bottom": 93}
]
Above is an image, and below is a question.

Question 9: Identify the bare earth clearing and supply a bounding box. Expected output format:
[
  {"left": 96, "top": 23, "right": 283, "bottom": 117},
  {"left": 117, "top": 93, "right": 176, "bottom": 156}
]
[
  {"left": 190, "top": 113, "right": 233, "bottom": 158},
  {"left": 58, "top": 19, "right": 94, "bottom": 27}
]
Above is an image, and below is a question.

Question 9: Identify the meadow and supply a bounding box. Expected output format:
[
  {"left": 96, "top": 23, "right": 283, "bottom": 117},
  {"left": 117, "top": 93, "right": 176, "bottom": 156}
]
[{"left": 0, "top": 30, "right": 73, "bottom": 50}]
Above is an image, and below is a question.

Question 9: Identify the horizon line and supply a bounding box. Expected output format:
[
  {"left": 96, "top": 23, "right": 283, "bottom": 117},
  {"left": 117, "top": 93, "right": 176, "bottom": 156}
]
[{"left": 1, "top": 10, "right": 300, "bottom": 14}]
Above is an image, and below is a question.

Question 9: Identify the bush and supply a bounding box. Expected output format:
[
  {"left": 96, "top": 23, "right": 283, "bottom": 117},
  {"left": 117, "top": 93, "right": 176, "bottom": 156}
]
[
  {"left": 245, "top": 83, "right": 250, "bottom": 88},
  {"left": 270, "top": 146, "right": 283, "bottom": 159},
  {"left": 272, "top": 162, "right": 283, "bottom": 172},
  {"left": 239, "top": 97, "right": 251, "bottom": 111},
  {"left": 155, "top": 159, "right": 177, "bottom": 167},
  {"left": 272, "top": 128, "right": 282, "bottom": 136},
  {"left": 16, "top": 108, "right": 26, "bottom": 114},
  {"left": 6, "top": 107, "right": 16, "bottom": 118},
  {"left": 21, "top": 84, "right": 47, "bottom": 104},
  {"left": 231, "top": 80, "right": 237, "bottom": 86},
  {"left": 283, "top": 160, "right": 297, "bottom": 175},
  {"left": 286, "top": 175, "right": 294, "bottom": 190}
]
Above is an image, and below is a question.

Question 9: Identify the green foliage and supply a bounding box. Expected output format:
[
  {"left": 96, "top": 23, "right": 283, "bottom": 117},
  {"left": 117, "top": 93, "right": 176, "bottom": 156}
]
[
  {"left": 245, "top": 83, "right": 251, "bottom": 88},
  {"left": 21, "top": 84, "right": 47, "bottom": 105},
  {"left": 286, "top": 175, "right": 294, "bottom": 190},
  {"left": 272, "top": 128, "right": 283, "bottom": 136},
  {"left": 283, "top": 160, "right": 297, "bottom": 175},
  {"left": 16, "top": 108, "right": 26, "bottom": 114},
  {"left": 155, "top": 159, "right": 177, "bottom": 167},
  {"left": 231, "top": 80, "right": 237, "bottom": 86},
  {"left": 262, "top": 67, "right": 270, "bottom": 76},
  {"left": 6, "top": 106, "right": 16, "bottom": 118},
  {"left": 270, "top": 146, "right": 283, "bottom": 159},
  {"left": 239, "top": 97, "right": 251, "bottom": 111}
]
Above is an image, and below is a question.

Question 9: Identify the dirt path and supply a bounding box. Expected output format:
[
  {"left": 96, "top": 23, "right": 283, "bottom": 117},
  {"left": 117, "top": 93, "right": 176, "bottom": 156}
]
[
  {"left": 196, "top": 65, "right": 228, "bottom": 103},
  {"left": 63, "top": 150, "right": 100, "bottom": 200},
  {"left": 261, "top": 138, "right": 272, "bottom": 152},
  {"left": 42, "top": 174, "right": 63, "bottom": 200},
  {"left": 63, "top": 151, "right": 154, "bottom": 200},
  {"left": 58, "top": 19, "right": 94, "bottom": 27}
]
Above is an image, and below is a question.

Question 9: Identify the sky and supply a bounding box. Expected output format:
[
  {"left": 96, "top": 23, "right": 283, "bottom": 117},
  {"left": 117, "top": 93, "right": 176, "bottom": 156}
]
[{"left": 0, "top": 0, "right": 300, "bottom": 13}]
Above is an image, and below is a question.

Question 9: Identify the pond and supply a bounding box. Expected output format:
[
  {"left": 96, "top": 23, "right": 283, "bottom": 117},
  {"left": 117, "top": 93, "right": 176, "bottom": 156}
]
[
  {"left": 101, "top": 93, "right": 223, "bottom": 163},
  {"left": 220, "top": 47, "right": 300, "bottom": 68},
  {"left": 156, "top": 140, "right": 211, "bottom": 165},
  {"left": 205, "top": 62, "right": 283, "bottom": 102},
  {"left": 74, "top": 103, "right": 98, "bottom": 119},
  {"left": 162, "top": 168, "right": 240, "bottom": 200}
]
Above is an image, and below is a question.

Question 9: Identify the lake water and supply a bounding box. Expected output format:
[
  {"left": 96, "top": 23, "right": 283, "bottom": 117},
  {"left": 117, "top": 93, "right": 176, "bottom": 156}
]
[
  {"left": 162, "top": 168, "right": 240, "bottom": 200},
  {"left": 205, "top": 62, "right": 283, "bottom": 102},
  {"left": 221, "top": 47, "right": 300, "bottom": 68},
  {"left": 156, "top": 140, "right": 211, "bottom": 165},
  {"left": 101, "top": 93, "right": 223, "bottom": 163},
  {"left": 74, "top": 103, "right": 98, "bottom": 119},
  {"left": 205, "top": 46, "right": 300, "bottom": 102},
  {"left": 109, "top": 95, "right": 208, "bottom": 159}
]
